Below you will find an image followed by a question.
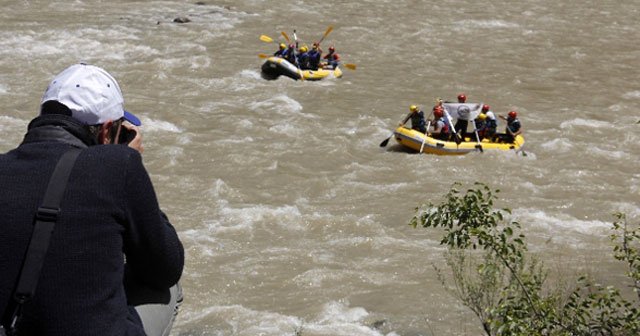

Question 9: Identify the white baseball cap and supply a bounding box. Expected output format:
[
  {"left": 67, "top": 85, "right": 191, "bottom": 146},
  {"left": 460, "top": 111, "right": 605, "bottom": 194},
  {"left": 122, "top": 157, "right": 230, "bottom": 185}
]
[{"left": 41, "top": 63, "right": 141, "bottom": 126}]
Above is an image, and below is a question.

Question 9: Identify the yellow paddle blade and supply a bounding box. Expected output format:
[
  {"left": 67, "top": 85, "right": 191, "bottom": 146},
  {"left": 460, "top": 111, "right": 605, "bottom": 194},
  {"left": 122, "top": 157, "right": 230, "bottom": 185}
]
[
  {"left": 281, "top": 31, "right": 290, "bottom": 43},
  {"left": 260, "top": 35, "right": 274, "bottom": 43},
  {"left": 323, "top": 26, "right": 333, "bottom": 39},
  {"left": 318, "top": 25, "right": 334, "bottom": 44},
  {"left": 344, "top": 63, "right": 356, "bottom": 70},
  {"left": 258, "top": 53, "right": 269, "bottom": 58}
]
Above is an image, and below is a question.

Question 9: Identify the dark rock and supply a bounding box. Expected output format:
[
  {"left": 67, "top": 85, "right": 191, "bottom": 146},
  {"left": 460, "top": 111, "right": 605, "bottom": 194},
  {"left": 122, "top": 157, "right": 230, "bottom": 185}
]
[{"left": 173, "top": 17, "right": 191, "bottom": 23}]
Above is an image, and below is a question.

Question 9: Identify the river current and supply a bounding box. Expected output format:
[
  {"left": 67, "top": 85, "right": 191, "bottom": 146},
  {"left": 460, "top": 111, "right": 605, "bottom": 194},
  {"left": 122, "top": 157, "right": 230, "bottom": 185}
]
[{"left": 1, "top": 1, "right": 639, "bottom": 335}]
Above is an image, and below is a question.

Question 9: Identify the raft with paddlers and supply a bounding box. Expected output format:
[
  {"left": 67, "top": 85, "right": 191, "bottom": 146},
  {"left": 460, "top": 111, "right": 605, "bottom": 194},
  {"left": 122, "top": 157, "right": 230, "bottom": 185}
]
[
  {"left": 260, "top": 56, "right": 343, "bottom": 81},
  {"left": 380, "top": 102, "right": 526, "bottom": 156},
  {"left": 258, "top": 26, "right": 356, "bottom": 81},
  {"left": 392, "top": 126, "right": 525, "bottom": 155}
]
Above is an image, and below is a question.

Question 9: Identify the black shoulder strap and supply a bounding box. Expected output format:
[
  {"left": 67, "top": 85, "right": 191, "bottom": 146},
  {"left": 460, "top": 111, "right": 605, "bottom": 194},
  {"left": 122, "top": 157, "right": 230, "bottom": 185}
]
[{"left": 3, "top": 148, "right": 81, "bottom": 335}]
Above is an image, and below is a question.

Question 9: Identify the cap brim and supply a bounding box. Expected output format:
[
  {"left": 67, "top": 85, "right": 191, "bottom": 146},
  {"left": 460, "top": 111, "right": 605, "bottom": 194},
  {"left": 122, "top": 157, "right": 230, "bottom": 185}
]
[{"left": 124, "top": 111, "right": 141, "bottom": 126}]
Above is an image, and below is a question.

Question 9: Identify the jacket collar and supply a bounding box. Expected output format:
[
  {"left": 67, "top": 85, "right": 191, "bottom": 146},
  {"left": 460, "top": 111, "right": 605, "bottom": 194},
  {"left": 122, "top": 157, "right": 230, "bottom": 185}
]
[{"left": 21, "top": 114, "right": 97, "bottom": 148}]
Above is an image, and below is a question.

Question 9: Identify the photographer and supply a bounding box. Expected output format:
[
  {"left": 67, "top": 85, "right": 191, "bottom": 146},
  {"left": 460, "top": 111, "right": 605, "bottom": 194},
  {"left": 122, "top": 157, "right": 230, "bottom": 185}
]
[{"left": 0, "top": 63, "right": 184, "bottom": 336}]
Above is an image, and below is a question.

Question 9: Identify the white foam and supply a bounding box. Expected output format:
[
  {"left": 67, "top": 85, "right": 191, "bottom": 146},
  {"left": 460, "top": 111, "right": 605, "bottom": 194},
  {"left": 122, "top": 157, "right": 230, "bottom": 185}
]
[
  {"left": 216, "top": 136, "right": 254, "bottom": 145},
  {"left": 174, "top": 302, "right": 388, "bottom": 336},
  {"left": 139, "top": 117, "right": 182, "bottom": 133},
  {"left": 174, "top": 304, "right": 302, "bottom": 334},
  {"left": 451, "top": 19, "right": 521, "bottom": 34},
  {"left": 0, "top": 115, "right": 25, "bottom": 130},
  {"left": 205, "top": 201, "right": 304, "bottom": 234},
  {"left": 249, "top": 94, "right": 304, "bottom": 116},
  {"left": 622, "top": 90, "right": 640, "bottom": 99},
  {"left": 269, "top": 122, "right": 305, "bottom": 136},
  {"left": 517, "top": 208, "right": 610, "bottom": 235},
  {"left": 540, "top": 137, "right": 573, "bottom": 152},
  {"left": 238, "top": 69, "right": 262, "bottom": 81},
  {"left": 588, "top": 146, "right": 632, "bottom": 161},
  {"left": 560, "top": 118, "right": 611, "bottom": 129}
]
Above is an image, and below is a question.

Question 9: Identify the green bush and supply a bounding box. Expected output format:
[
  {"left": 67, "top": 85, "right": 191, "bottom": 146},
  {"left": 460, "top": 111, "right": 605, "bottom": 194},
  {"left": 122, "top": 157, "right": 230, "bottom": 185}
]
[{"left": 411, "top": 182, "right": 640, "bottom": 336}]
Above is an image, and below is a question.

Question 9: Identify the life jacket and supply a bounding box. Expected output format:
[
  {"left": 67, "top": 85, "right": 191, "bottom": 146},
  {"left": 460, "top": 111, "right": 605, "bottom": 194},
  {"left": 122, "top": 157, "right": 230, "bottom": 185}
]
[
  {"left": 308, "top": 50, "right": 321, "bottom": 69},
  {"left": 298, "top": 52, "right": 310, "bottom": 69},
  {"left": 486, "top": 119, "right": 497, "bottom": 132},
  {"left": 440, "top": 119, "right": 450, "bottom": 135},
  {"left": 323, "top": 52, "right": 339, "bottom": 61},
  {"left": 284, "top": 49, "right": 297, "bottom": 64},
  {"left": 411, "top": 111, "right": 426, "bottom": 132},
  {"left": 434, "top": 118, "right": 450, "bottom": 139},
  {"left": 507, "top": 118, "right": 521, "bottom": 133}
]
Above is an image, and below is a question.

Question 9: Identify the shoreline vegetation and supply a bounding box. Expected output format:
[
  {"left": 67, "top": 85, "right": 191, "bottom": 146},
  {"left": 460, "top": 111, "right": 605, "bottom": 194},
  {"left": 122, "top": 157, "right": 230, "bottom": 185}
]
[{"left": 408, "top": 182, "right": 640, "bottom": 336}]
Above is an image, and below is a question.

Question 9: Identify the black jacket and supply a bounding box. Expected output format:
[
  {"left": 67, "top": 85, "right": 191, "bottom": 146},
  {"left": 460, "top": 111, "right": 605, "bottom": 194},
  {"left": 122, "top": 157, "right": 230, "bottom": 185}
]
[{"left": 0, "top": 115, "right": 184, "bottom": 335}]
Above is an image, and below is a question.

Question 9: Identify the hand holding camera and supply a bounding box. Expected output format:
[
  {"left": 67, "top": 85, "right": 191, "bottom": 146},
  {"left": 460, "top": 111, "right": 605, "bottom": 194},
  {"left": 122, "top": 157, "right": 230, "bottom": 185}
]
[{"left": 114, "top": 121, "right": 144, "bottom": 153}]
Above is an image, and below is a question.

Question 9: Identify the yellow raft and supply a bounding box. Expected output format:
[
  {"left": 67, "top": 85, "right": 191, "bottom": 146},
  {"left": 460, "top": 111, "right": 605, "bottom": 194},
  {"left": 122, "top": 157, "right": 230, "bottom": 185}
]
[
  {"left": 393, "top": 126, "right": 525, "bottom": 156},
  {"left": 261, "top": 56, "right": 343, "bottom": 81}
]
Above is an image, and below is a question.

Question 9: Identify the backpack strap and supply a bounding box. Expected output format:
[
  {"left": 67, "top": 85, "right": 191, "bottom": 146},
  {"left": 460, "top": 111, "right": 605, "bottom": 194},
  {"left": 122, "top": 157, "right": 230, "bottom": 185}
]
[{"left": 2, "top": 148, "right": 82, "bottom": 335}]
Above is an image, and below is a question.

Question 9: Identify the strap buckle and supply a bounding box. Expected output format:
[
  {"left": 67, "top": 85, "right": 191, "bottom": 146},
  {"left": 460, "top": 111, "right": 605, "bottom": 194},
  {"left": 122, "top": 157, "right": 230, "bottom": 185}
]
[{"left": 35, "top": 206, "right": 60, "bottom": 222}]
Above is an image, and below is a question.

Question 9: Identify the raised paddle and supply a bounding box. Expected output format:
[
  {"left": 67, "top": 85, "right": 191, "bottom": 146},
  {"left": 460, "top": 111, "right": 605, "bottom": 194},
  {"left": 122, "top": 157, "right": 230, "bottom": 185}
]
[
  {"left": 292, "top": 29, "right": 304, "bottom": 81},
  {"left": 281, "top": 31, "right": 291, "bottom": 43},
  {"left": 318, "top": 25, "right": 333, "bottom": 45},
  {"left": 260, "top": 35, "right": 274, "bottom": 43}
]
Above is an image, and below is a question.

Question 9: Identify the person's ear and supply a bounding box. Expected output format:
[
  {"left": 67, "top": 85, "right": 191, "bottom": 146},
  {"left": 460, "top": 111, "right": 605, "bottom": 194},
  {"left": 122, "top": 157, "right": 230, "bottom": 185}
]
[{"left": 98, "top": 120, "right": 115, "bottom": 144}]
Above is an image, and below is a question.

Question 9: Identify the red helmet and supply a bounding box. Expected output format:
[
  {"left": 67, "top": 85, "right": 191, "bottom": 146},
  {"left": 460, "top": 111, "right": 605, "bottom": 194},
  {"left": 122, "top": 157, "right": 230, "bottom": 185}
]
[
  {"left": 508, "top": 111, "right": 517, "bottom": 118},
  {"left": 433, "top": 106, "right": 444, "bottom": 117},
  {"left": 457, "top": 94, "right": 466, "bottom": 103},
  {"left": 329, "top": 46, "right": 335, "bottom": 52},
  {"left": 482, "top": 104, "right": 490, "bottom": 112}
]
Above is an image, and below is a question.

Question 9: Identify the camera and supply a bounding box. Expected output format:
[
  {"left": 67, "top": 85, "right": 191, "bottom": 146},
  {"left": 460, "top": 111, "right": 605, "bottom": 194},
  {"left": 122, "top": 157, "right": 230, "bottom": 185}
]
[
  {"left": 109, "top": 122, "right": 136, "bottom": 145},
  {"left": 118, "top": 126, "right": 136, "bottom": 145}
]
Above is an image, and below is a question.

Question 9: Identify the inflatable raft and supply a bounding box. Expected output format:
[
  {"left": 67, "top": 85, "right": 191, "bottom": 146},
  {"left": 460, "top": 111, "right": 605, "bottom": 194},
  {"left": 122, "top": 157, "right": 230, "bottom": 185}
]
[
  {"left": 392, "top": 102, "right": 525, "bottom": 155},
  {"left": 260, "top": 56, "right": 343, "bottom": 81},
  {"left": 393, "top": 126, "right": 525, "bottom": 155}
]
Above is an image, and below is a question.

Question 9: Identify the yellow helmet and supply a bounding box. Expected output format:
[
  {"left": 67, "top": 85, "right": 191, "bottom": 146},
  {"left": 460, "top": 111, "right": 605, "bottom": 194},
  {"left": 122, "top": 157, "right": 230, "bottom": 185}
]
[
  {"left": 478, "top": 113, "right": 487, "bottom": 120},
  {"left": 300, "top": 46, "right": 308, "bottom": 52},
  {"left": 409, "top": 105, "right": 418, "bottom": 112},
  {"left": 279, "top": 43, "right": 286, "bottom": 49}
]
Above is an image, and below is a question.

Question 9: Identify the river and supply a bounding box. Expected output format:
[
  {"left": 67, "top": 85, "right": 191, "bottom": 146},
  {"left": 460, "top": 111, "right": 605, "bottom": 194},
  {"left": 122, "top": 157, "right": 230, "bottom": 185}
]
[{"left": 1, "top": 1, "right": 638, "bottom": 335}]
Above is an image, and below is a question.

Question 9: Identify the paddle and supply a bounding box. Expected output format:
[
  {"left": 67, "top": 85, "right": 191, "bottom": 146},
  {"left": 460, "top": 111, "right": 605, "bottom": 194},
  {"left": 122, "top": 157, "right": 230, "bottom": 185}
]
[
  {"left": 419, "top": 120, "right": 431, "bottom": 154},
  {"left": 343, "top": 63, "right": 357, "bottom": 70},
  {"left": 470, "top": 119, "right": 483, "bottom": 152},
  {"left": 281, "top": 31, "right": 291, "bottom": 43},
  {"left": 292, "top": 29, "right": 304, "bottom": 81},
  {"left": 418, "top": 109, "right": 434, "bottom": 154},
  {"left": 260, "top": 35, "right": 274, "bottom": 43},
  {"left": 258, "top": 53, "right": 269, "bottom": 58},
  {"left": 380, "top": 111, "right": 403, "bottom": 147},
  {"left": 379, "top": 131, "right": 394, "bottom": 147},
  {"left": 505, "top": 124, "right": 527, "bottom": 156},
  {"left": 318, "top": 26, "right": 333, "bottom": 45},
  {"left": 443, "top": 109, "right": 462, "bottom": 145}
]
